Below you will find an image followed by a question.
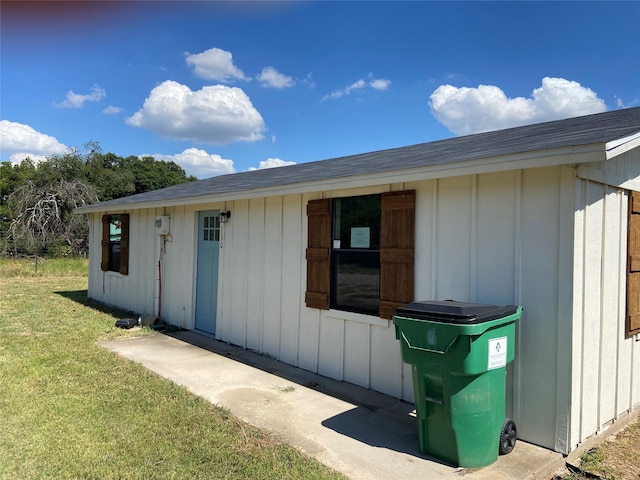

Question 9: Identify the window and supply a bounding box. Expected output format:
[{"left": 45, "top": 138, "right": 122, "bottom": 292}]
[
  {"left": 101, "top": 214, "right": 129, "bottom": 275},
  {"left": 306, "top": 190, "right": 415, "bottom": 319},
  {"left": 627, "top": 192, "right": 640, "bottom": 337},
  {"left": 202, "top": 214, "right": 220, "bottom": 242},
  {"left": 332, "top": 195, "right": 381, "bottom": 315}
]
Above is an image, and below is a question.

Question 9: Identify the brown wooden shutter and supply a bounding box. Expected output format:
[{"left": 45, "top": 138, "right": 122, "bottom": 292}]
[
  {"left": 626, "top": 191, "right": 640, "bottom": 337},
  {"left": 101, "top": 215, "right": 109, "bottom": 271},
  {"left": 306, "top": 199, "right": 331, "bottom": 309},
  {"left": 379, "top": 190, "right": 415, "bottom": 319},
  {"left": 119, "top": 214, "right": 130, "bottom": 276}
]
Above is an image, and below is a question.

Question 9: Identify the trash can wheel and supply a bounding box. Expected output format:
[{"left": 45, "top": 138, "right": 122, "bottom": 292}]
[{"left": 499, "top": 419, "right": 517, "bottom": 455}]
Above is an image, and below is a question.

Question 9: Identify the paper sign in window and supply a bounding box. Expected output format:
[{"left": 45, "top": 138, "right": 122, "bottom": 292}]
[{"left": 351, "top": 227, "right": 370, "bottom": 248}]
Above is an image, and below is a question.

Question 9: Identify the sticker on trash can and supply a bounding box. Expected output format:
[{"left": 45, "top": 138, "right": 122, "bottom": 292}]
[{"left": 488, "top": 337, "right": 508, "bottom": 370}]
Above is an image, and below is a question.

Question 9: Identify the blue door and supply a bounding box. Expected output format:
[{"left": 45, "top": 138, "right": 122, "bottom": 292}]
[{"left": 195, "top": 210, "right": 220, "bottom": 334}]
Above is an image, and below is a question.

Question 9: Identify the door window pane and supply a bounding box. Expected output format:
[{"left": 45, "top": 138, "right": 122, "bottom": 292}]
[{"left": 203, "top": 215, "right": 220, "bottom": 242}]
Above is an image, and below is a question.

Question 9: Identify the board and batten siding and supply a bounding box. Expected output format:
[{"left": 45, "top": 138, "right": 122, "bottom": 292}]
[
  {"left": 88, "top": 205, "right": 209, "bottom": 328},
  {"left": 87, "top": 161, "right": 639, "bottom": 455},
  {"left": 88, "top": 208, "right": 161, "bottom": 317},
  {"left": 408, "top": 167, "right": 574, "bottom": 452},
  {"left": 206, "top": 168, "right": 572, "bottom": 452},
  {"left": 569, "top": 147, "right": 640, "bottom": 451}
]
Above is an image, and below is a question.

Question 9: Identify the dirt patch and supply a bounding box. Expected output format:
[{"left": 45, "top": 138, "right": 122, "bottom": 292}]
[{"left": 556, "top": 418, "right": 640, "bottom": 479}]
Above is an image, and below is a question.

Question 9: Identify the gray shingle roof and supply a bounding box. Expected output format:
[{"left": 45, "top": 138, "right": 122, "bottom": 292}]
[{"left": 78, "top": 107, "right": 640, "bottom": 211}]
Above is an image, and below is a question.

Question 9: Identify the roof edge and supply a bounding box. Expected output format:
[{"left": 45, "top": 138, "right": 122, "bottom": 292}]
[
  {"left": 75, "top": 142, "right": 607, "bottom": 214},
  {"left": 606, "top": 131, "right": 640, "bottom": 159}
]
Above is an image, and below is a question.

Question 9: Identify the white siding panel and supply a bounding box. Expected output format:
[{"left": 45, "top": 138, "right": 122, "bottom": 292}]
[
  {"left": 410, "top": 180, "right": 435, "bottom": 300},
  {"left": 279, "top": 195, "right": 302, "bottom": 366},
  {"left": 246, "top": 198, "right": 266, "bottom": 352},
  {"left": 161, "top": 206, "right": 193, "bottom": 327},
  {"left": 218, "top": 212, "right": 232, "bottom": 342},
  {"left": 600, "top": 187, "right": 622, "bottom": 426},
  {"left": 318, "top": 315, "right": 344, "bottom": 380},
  {"left": 476, "top": 172, "right": 517, "bottom": 305},
  {"left": 633, "top": 339, "right": 640, "bottom": 409},
  {"left": 518, "top": 167, "right": 561, "bottom": 450},
  {"left": 370, "top": 323, "right": 403, "bottom": 398},
  {"left": 581, "top": 182, "right": 605, "bottom": 437},
  {"left": 228, "top": 199, "right": 250, "bottom": 347},
  {"left": 570, "top": 180, "right": 586, "bottom": 449},
  {"left": 344, "top": 321, "right": 370, "bottom": 388},
  {"left": 262, "top": 196, "right": 283, "bottom": 358},
  {"left": 297, "top": 311, "right": 320, "bottom": 373},
  {"left": 555, "top": 167, "right": 575, "bottom": 453},
  {"left": 434, "top": 176, "right": 473, "bottom": 300},
  {"left": 616, "top": 192, "right": 633, "bottom": 414},
  {"left": 87, "top": 213, "right": 101, "bottom": 300}
]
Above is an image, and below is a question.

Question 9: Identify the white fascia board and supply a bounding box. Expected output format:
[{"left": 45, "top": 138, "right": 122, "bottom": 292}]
[
  {"left": 606, "top": 132, "right": 640, "bottom": 159},
  {"left": 75, "top": 143, "right": 607, "bottom": 214},
  {"left": 576, "top": 166, "right": 640, "bottom": 191}
]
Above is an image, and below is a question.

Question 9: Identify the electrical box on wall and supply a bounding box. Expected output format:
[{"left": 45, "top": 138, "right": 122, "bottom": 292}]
[{"left": 155, "top": 216, "right": 170, "bottom": 235}]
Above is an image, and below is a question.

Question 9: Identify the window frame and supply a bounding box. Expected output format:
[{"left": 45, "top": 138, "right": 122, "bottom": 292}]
[
  {"left": 101, "top": 213, "right": 130, "bottom": 275},
  {"left": 305, "top": 190, "right": 415, "bottom": 320}
]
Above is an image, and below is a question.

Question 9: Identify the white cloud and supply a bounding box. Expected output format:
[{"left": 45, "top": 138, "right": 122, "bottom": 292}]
[
  {"left": 248, "top": 157, "right": 296, "bottom": 171},
  {"left": 370, "top": 78, "right": 391, "bottom": 90},
  {"left": 429, "top": 77, "right": 607, "bottom": 136},
  {"left": 149, "top": 148, "right": 235, "bottom": 179},
  {"left": 185, "top": 47, "right": 249, "bottom": 82},
  {"left": 323, "top": 77, "right": 390, "bottom": 101},
  {"left": 125, "top": 80, "right": 265, "bottom": 145},
  {"left": 258, "top": 66, "right": 295, "bottom": 89},
  {"left": 102, "top": 105, "right": 122, "bottom": 114},
  {"left": 54, "top": 84, "right": 106, "bottom": 108},
  {"left": 0, "top": 120, "right": 68, "bottom": 163},
  {"left": 8, "top": 152, "right": 48, "bottom": 164},
  {"left": 323, "top": 79, "right": 366, "bottom": 101}
]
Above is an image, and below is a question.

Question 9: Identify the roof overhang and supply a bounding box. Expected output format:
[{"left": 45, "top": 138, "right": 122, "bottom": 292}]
[
  {"left": 606, "top": 131, "right": 640, "bottom": 159},
  {"left": 75, "top": 142, "right": 610, "bottom": 214}
]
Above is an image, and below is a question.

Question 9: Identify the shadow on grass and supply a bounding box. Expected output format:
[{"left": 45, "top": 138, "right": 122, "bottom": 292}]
[{"left": 54, "top": 289, "right": 137, "bottom": 319}]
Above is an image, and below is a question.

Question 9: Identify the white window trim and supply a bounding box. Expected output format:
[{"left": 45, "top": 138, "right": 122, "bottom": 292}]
[{"left": 323, "top": 309, "right": 390, "bottom": 328}]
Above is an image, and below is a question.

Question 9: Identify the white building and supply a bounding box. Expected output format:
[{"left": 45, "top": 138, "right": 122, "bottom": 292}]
[{"left": 77, "top": 107, "right": 640, "bottom": 454}]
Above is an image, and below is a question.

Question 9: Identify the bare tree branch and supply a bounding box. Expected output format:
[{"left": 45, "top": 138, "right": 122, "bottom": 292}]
[{"left": 7, "top": 179, "right": 98, "bottom": 255}]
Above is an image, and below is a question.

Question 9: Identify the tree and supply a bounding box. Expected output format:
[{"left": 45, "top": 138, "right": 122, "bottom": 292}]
[
  {"left": 0, "top": 158, "right": 37, "bottom": 251},
  {"left": 122, "top": 155, "right": 196, "bottom": 194},
  {"left": 1, "top": 141, "right": 196, "bottom": 258},
  {"left": 85, "top": 151, "right": 136, "bottom": 200},
  {"left": 6, "top": 179, "right": 98, "bottom": 265}
]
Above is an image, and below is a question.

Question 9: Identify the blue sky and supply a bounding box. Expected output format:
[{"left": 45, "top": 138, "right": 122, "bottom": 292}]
[{"left": 1, "top": 1, "right": 639, "bottom": 178}]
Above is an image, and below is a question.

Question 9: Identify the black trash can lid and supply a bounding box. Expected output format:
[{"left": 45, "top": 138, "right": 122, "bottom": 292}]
[{"left": 395, "top": 300, "right": 518, "bottom": 324}]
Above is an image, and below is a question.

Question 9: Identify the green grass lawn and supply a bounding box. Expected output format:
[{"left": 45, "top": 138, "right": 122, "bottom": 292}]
[{"left": 0, "top": 258, "right": 345, "bottom": 480}]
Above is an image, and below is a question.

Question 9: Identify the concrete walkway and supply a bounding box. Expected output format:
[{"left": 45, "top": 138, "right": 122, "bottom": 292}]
[{"left": 99, "top": 331, "right": 565, "bottom": 480}]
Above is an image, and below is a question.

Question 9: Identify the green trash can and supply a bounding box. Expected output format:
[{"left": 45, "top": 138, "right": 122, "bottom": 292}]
[{"left": 393, "top": 300, "right": 522, "bottom": 468}]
